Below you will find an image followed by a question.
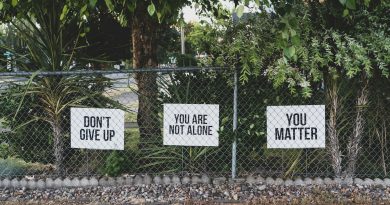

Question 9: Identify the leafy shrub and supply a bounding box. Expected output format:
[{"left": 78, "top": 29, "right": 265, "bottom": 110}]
[
  {"left": 100, "top": 151, "right": 126, "bottom": 177},
  {"left": 0, "top": 157, "right": 28, "bottom": 176},
  {"left": 0, "top": 157, "right": 50, "bottom": 176},
  {"left": 0, "top": 142, "right": 12, "bottom": 159}
]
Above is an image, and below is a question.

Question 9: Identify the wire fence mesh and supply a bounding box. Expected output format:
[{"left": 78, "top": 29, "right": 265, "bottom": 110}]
[{"left": 0, "top": 67, "right": 389, "bottom": 179}]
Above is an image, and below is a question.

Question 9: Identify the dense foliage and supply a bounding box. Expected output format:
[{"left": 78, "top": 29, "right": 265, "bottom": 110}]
[
  {"left": 0, "top": 0, "right": 389, "bottom": 178},
  {"left": 182, "top": 0, "right": 390, "bottom": 177}
]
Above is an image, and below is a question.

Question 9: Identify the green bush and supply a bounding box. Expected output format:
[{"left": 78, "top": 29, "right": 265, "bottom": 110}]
[
  {"left": 0, "top": 157, "right": 31, "bottom": 176},
  {"left": 100, "top": 150, "right": 140, "bottom": 177},
  {"left": 0, "top": 157, "right": 52, "bottom": 177},
  {"left": 0, "top": 142, "right": 12, "bottom": 159}
]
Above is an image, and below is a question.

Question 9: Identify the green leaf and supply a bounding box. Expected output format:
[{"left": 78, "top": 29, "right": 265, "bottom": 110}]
[
  {"left": 80, "top": 4, "right": 87, "bottom": 14},
  {"left": 12, "top": 71, "right": 39, "bottom": 123},
  {"left": 343, "top": 9, "right": 349, "bottom": 17},
  {"left": 346, "top": 0, "right": 356, "bottom": 9},
  {"left": 291, "top": 35, "right": 300, "bottom": 46},
  {"left": 282, "top": 30, "right": 289, "bottom": 39},
  {"left": 60, "top": 5, "right": 68, "bottom": 21},
  {"left": 263, "top": 0, "right": 270, "bottom": 7},
  {"left": 293, "top": 53, "right": 298, "bottom": 61},
  {"left": 289, "top": 18, "right": 298, "bottom": 27},
  {"left": 118, "top": 13, "right": 128, "bottom": 26},
  {"left": 364, "top": 0, "right": 370, "bottom": 6},
  {"left": 0, "top": 2, "right": 3, "bottom": 10},
  {"left": 339, "top": 0, "right": 347, "bottom": 5},
  {"left": 127, "top": 3, "right": 136, "bottom": 12},
  {"left": 236, "top": 5, "right": 244, "bottom": 18},
  {"left": 11, "top": 0, "right": 18, "bottom": 7},
  {"left": 104, "top": 0, "right": 114, "bottom": 11},
  {"left": 290, "top": 29, "right": 297, "bottom": 36},
  {"left": 89, "top": 0, "right": 98, "bottom": 7},
  {"left": 157, "top": 12, "right": 162, "bottom": 23},
  {"left": 284, "top": 46, "right": 296, "bottom": 59},
  {"left": 147, "top": 2, "right": 155, "bottom": 16}
]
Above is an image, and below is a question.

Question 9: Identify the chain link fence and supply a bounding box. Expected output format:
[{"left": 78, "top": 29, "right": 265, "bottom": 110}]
[{"left": 0, "top": 67, "right": 389, "bottom": 179}]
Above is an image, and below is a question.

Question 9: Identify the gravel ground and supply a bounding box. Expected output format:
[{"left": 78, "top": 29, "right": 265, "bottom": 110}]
[{"left": 0, "top": 184, "right": 390, "bottom": 204}]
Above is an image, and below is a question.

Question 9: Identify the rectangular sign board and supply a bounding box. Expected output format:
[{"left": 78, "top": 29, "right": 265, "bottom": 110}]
[
  {"left": 164, "top": 104, "right": 219, "bottom": 146},
  {"left": 71, "top": 108, "right": 124, "bottom": 150},
  {"left": 267, "top": 105, "right": 325, "bottom": 148}
]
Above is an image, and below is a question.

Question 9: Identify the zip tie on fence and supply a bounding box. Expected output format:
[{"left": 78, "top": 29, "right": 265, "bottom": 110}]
[{"left": 0, "top": 67, "right": 226, "bottom": 77}]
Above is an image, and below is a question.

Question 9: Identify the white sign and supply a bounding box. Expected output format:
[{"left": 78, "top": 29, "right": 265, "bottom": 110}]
[
  {"left": 164, "top": 104, "right": 219, "bottom": 146},
  {"left": 71, "top": 108, "right": 124, "bottom": 150},
  {"left": 267, "top": 105, "right": 325, "bottom": 148}
]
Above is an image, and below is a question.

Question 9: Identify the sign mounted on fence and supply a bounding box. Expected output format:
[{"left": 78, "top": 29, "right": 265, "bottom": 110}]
[
  {"left": 163, "top": 104, "right": 219, "bottom": 146},
  {"left": 71, "top": 108, "right": 124, "bottom": 150},
  {"left": 267, "top": 105, "right": 325, "bottom": 148}
]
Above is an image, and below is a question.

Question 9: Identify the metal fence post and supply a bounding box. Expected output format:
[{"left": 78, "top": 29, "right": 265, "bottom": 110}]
[
  {"left": 231, "top": 9, "right": 239, "bottom": 179},
  {"left": 232, "top": 67, "right": 238, "bottom": 179}
]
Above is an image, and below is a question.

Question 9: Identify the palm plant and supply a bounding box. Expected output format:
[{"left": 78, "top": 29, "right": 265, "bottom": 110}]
[{"left": 0, "top": 1, "right": 113, "bottom": 175}]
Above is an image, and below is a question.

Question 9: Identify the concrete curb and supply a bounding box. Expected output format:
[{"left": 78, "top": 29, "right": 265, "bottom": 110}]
[{"left": 0, "top": 175, "right": 389, "bottom": 189}]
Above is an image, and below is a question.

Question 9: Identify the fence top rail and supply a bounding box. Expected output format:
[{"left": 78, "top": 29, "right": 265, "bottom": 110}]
[{"left": 0, "top": 67, "right": 226, "bottom": 77}]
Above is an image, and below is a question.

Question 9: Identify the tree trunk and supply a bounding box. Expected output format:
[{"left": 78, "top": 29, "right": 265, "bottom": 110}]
[
  {"left": 51, "top": 117, "right": 65, "bottom": 175},
  {"left": 325, "top": 75, "right": 342, "bottom": 177},
  {"left": 132, "top": 3, "right": 161, "bottom": 148},
  {"left": 345, "top": 75, "right": 369, "bottom": 178}
]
